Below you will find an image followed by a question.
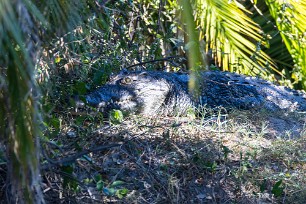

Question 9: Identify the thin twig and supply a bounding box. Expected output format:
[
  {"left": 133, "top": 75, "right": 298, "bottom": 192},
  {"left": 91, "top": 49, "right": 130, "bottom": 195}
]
[
  {"left": 123, "top": 56, "right": 186, "bottom": 70},
  {"left": 42, "top": 143, "right": 121, "bottom": 170}
]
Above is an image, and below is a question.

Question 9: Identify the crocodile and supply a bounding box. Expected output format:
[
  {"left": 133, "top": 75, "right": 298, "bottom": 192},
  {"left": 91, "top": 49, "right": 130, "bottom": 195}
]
[{"left": 84, "top": 70, "right": 306, "bottom": 116}]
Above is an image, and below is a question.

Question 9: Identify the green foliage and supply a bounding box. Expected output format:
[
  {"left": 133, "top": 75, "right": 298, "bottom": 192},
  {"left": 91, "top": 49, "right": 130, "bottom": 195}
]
[
  {"left": 264, "top": 0, "right": 306, "bottom": 89},
  {"left": 110, "top": 109, "right": 124, "bottom": 124},
  {"left": 0, "top": 0, "right": 45, "bottom": 201},
  {"left": 222, "top": 145, "right": 232, "bottom": 160},
  {"left": 116, "top": 188, "right": 129, "bottom": 199},
  {"left": 74, "top": 81, "right": 87, "bottom": 95},
  {"left": 271, "top": 180, "right": 284, "bottom": 197},
  {"left": 204, "top": 161, "right": 218, "bottom": 172},
  {"left": 1, "top": 0, "right": 306, "bottom": 202},
  {"left": 259, "top": 179, "right": 267, "bottom": 192},
  {"left": 192, "top": 152, "right": 218, "bottom": 173},
  {"left": 62, "top": 165, "right": 79, "bottom": 190},
  {"left": 40, "top": 0, "right": 306, "bottom": 118},
  {"left": 96, "top": 178, "right": 128, "bottom": 199},
  {"left": 96, "top": 180, "right": 104, "bottom": 191},
  {"left": 178, "top": 0, "right": 306, "bottom": 89},
  {"left": 190, "top": 0, "right": 278, "bottom": 76}
]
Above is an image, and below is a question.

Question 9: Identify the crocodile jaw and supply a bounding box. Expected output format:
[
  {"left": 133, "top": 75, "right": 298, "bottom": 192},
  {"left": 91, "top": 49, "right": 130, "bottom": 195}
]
[{"left": 85, "top": 85, "right": 140, "bottom": 114}]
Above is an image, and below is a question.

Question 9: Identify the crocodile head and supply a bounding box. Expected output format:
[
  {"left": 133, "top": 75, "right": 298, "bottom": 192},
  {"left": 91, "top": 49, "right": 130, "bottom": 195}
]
[{"left": 85, "top": 71, "right": 172, "bottom": 115}]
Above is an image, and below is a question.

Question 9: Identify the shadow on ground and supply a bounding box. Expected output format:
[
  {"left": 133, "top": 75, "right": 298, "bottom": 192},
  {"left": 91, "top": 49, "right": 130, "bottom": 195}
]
[{"left": 39, "top": 110, "right": 306, "bottom": 203}]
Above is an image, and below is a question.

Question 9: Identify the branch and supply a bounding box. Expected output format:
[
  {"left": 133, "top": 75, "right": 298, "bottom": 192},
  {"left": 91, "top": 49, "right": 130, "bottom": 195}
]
[
  {"left": 123, "top": 56, "right": 186, "bottom": 70},
  {"left": 42, "top": 143, "right": 121, "bottom": 170}
]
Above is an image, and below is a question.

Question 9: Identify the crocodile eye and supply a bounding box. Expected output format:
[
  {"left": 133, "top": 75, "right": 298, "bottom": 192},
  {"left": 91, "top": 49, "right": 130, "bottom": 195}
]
[{"left": 121, "top": 77, "right": 132, "bottom": 84}]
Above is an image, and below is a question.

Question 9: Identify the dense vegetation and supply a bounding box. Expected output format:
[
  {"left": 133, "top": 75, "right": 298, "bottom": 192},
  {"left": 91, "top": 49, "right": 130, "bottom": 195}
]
[{"left": 0, "top": 0, "right": 305, "bottom": 203}]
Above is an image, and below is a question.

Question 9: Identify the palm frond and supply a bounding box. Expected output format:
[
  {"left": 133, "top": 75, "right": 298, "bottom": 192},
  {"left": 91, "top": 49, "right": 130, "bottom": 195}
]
[
  {"left": 193, "top": 0, "right": 280, "bottom": 78},
  {"left": 265, "top": 0, "right": 306, "bottom": 89},
  {"left": 33, "top": 0, "right": 87, "bottom": 36},
  {"left": 0, "top": 0, "right": 93, "bottom": 202},
  {"left": 0, "top": 0, "right": 44, "bottom": 202}
]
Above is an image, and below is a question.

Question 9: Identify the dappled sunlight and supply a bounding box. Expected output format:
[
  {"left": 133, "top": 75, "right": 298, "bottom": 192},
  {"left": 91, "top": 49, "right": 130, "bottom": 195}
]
[{"left": 41, "top": 108, "right": 306, "bottom": 203}]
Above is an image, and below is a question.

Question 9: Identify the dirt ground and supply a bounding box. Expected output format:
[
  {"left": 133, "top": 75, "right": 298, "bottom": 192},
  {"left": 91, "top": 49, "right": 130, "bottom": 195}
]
[{"left": 38, "top": 108, "right": 306, "bottom": 203}]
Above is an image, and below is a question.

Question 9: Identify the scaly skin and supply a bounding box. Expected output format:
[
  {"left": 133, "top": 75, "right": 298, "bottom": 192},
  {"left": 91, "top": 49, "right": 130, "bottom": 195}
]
[{"left": 85, "top": 71, "right": 306, "bottom": 116}]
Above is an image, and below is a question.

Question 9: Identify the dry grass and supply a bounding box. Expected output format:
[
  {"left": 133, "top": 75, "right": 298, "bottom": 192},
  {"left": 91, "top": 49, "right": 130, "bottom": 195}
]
[{"left": 41, "top": 108, "right": 306, "bottom": 203}]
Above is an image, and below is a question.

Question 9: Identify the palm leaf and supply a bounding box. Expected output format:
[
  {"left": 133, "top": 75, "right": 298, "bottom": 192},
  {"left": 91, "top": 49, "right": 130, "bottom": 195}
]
[
  {"left": 0, "top": 0, "right": 44, "bottom": 202},
  {"left": 264, "top": 0, "right": 306, "bottom": 89},
  {"left": 193, "top": 0, "right": 280, "bottom": 78},
  {"left": 0, "top": 0, "right": 93, "bottom": 202},
  {"left": 33, "top": 0, "right": 87, "bottom": 35}
]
